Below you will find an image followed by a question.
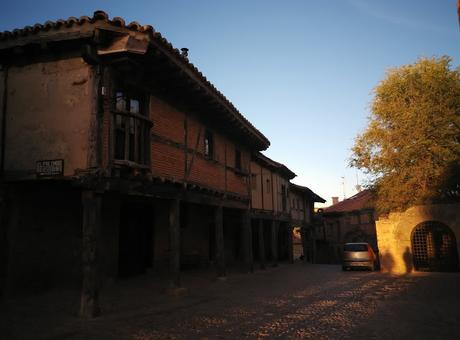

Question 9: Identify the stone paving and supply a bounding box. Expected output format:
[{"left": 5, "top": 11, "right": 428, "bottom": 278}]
[{"left": 1, "top": 263, "right": 460, "bottom": 339}]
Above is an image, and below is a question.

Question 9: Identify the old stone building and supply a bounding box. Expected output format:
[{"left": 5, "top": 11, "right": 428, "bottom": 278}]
[
  {"left": 0, "top": 11, "right": 324, "bottom": 317},
  {"left": 376, "top": 203, "right": 460, "bottom": 274},
  {"left": 314, "top": 190, "right": 377, "bottom": 264}
]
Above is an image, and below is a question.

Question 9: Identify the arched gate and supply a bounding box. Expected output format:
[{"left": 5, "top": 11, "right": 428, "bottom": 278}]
[{"left": 411, "top": 221, "right": 459, "bottom": 272}]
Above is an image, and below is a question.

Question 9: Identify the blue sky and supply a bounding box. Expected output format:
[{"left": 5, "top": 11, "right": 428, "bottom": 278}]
[{"left": 1, "top": 0, "right": 459, "bottom": 206}]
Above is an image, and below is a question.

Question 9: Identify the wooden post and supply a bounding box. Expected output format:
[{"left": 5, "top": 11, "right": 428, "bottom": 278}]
[
  {"left": 1, "top": 189, "right": 21, "bottom": 299},
  {"left": 0, "top": 188, "right": 8, "bottom": 299},
  {"left": 311, "top": 224, "right": 317, "bottom": 264},
  {"left": 150, "top": 201, "right": 156, "bottom": 273},
  {"left": 301, "top": 225, "right": 307, "bottom": 263},
  {"left": 271, "top": 220, "right": 279, "bottom": 267},
  {"left": 242, "top": 211, "right": 253, "bottom": 272},
  {"left": 80, "top": 191, "right": 102, "bottom": 318},
  {"left": 215, "top": 205, "right": 225, "bottom": 277},
  {"left": 169, "top": 198, "right": 181, "bottom": 288},
  {"left": 287, "top": 224, "right": 294, "bottom": 264},
  {"left": 258, "top": 219, "right": 266, "bottom": 270}
]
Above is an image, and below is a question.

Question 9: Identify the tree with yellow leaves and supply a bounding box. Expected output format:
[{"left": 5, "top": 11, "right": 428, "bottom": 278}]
[{"left": 351, "top": 56, "right": 460, "bottom": 213}]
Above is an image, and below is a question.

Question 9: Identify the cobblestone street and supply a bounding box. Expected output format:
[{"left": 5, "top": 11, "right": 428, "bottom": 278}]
[{"left": 2, "top": 263, "right": 460, "bottom": 339}]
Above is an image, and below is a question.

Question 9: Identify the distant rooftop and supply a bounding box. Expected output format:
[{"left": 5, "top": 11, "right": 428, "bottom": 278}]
[
  {"left": 290, "top": 182, "right": 325, "bottom": 203},
  {"left": 323, "top": 189, "right": 374, "bottom": 213}
]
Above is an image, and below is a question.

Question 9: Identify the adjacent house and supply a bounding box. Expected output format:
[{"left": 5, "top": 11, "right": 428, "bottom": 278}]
[
  {"left": 289, "top": 183, "right": 325, "bottom": 262},
  {"left": 315, "top": 189, "right": 460, "bottom": 273},
  {"left": 314, "top": 190, "right": 377, "bottom": 264},
  {"left": 0, "top": 11, "right": 325, "bottom": 317},
  {"left": 249, "top": 152, "right": 324, "bottom": 268}
]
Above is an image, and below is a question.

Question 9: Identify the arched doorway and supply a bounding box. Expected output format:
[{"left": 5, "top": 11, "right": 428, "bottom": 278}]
[
  {"left": 411, "top": 221, "right": 459, "bottom": 272},
  {"left": 344, "top": 229, "right": 367, "bottom": 243}
]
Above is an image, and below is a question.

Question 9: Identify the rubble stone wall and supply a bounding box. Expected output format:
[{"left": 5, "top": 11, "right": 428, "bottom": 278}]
[{"left": 376, "top": 203, "right": 460, "bottom": 273}]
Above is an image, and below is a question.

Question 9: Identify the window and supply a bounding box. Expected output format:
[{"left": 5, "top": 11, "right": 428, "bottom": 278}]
[
  {"left": 281, "top": 185, "right": 287, "bottom": 211},
  {"left": 113, "top": 89, "right": 151, "bottom": 164},
  {"left": 235, "top": 149, "right": 241, "bottom": 170},
  {"left": 266, "top": 179, "right": 271, "bottom": 194},
  {"left": 350, "top": 214, "right": 359, "bottom": 225},
  {"left": 204, "top": 130, "right": 214, "bottom": 159},
  {"left": 251, "top": 174, "right": 257, "bottom": 190},
  {"left": 361, "top": 213, "right": 370, "bottom": 224}
]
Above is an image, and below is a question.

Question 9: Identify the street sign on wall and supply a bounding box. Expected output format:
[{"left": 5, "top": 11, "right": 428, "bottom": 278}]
[{"left": 36, "top": 159, "right": 64, "bottom": 177}]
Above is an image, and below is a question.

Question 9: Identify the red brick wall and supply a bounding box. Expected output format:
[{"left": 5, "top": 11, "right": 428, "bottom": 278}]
[
  {"left": 150, "top": 96, "right": 249, "bottom": 196},
  {"left": 227, "top": 171, "right": 248, "bottom": 196},
  {"left": 150, "top": 97, "right": 185, "bottom": 144},
  {"left": 151, "top": 141, "right": 185, "bottom": 179}
]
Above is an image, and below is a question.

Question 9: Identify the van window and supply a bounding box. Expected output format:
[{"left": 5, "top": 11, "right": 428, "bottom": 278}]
[{"left": 344, "top": 244, "right": 368, "bottom": 252}]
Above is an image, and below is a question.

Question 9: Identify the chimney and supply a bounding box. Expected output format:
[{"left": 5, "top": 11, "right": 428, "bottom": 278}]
[
  {"left": 180, "top": 48, "right": 189, "bottom": 58},
  {"left": 332, "top": 196, "right": 339, "bottom": 205}
]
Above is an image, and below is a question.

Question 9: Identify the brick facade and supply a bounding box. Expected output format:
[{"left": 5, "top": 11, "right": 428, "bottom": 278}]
[{"left": 150, "top": 96, "right": 250, "bottom": 196}]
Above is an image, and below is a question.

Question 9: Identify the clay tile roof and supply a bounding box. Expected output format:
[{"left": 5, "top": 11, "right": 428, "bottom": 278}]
[
  {"left": 323, "top": 189, "right": 374, "bottom": 213},
  {"left": 0, "top": 10, "right": 269, "bottom": 149},
  {"left": 289, "top": 183, "right": 326, "bottom": 203},
  {"left": 253, "top": 152, "right": 296, "bottom": 179}
]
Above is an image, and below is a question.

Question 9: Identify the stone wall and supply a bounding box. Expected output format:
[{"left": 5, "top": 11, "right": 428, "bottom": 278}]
[{"left": 376, "top": 203, "right": 460, "bottom": 274}]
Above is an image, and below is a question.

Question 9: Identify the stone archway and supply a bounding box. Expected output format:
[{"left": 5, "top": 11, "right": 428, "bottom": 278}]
[
  {"left": 411, "top": 221, "right": 459, "bottom": 272},
  {"left": 344, "top": 229, "right": 367, "bottom": 243}
]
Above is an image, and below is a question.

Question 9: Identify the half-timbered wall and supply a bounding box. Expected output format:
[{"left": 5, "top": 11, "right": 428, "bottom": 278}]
[
  {"left": 290, "top": 190, "right": 306, "bottom": 223},
  {"left": 150, "top": 96, "right": 250, "bottom": 196},
  {"left": 250, "top": 161, "right": 263, "bottom": 209}
]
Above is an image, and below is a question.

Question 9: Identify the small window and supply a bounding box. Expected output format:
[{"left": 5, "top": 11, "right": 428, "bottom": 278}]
[
  {"left": 281, "top": 185, "right": 287, "bottom": 211},
  {"left": 361, "top": 213, "right": 370, "bottom": 224},
  {"left": 350, "top": 214, "right": 359, "bottom": 225},
  {"left": 235, "top": 149, "right": 242, "bottom": 170},
  {"left": 266, "top": 179, "right": 271, "bottom": 194},
  {"left": 204, "top": 130, "right": 214, "bottom": 159},
  {"left": 251, "top": 174, "right": 257, "bottom": 190}
]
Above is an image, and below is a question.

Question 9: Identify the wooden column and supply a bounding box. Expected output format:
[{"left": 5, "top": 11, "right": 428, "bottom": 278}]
[
  {"left": 80, "top": 191, "right": 102, "bottom": 318},
  {"left": 1, "top": 189, "right": 21, "bottom": 299},
  {"left": 169, "top": 198, "right": 181, "bottom": 288},
  {"left": 258, "top": 219, "right": 266, "bottom": 270},
  {"left": 0, "top": 188, "right": 8, "bottom": 299},
  {"left": 301, "top": 225, "right": 308, "bottom": 263},
  {"left": 311, "top": 225, "right": 317, "bottom": 264},
  {"left": 300, "top": 225, "right": 306, "bottom": 262},
  {"left": 242, "top": 211, "right": 253, "bottom": 272},
  {"left": 271, "top": 220, "right": 279, "bottom": 267},
  {"left": 150, "top": 201, "right": 156, "bottom": 272},
  {"left": 287, "top": 224, "right": 294, "bottom": 264},
  {"left": 214, "top": 205, "right": 225, "bottom": 277}
]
